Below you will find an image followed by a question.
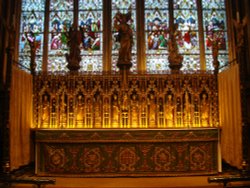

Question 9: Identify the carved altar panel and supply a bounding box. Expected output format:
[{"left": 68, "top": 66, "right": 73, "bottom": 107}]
[{"left": 35, "top": 128, "right": 219, "bottom": 176}]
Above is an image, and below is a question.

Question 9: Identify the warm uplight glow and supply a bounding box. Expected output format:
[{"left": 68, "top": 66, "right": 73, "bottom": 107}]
[{"left": 34, "top": 73, "right": 218, "bottom": 129}]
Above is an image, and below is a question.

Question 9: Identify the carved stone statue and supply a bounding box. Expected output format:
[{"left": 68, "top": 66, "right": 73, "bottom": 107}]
[
  {"left": 76, "top": 95, "right": 85, "bottom": 128},
  {"left": 233, "top": 17, "right": 248, "bottom": 52},
  {"left": 41, "top": 95, "right": 50, "bottom": 128},
  {"left": 148, "top": 94, "right": 156, "bottom": 128},
  {"left": 130, "top": 94, "right": 139, "bottom": 128},
  {"left": 26, "top": 32, "right": 40, "bottom": 74},
  {"left": 94, "top": 95, "right": 102, "bottom": 128},
  {"left": 65, "top": 26, "right": 82, "bottom": 71},
  {"left": 112, "top": 94, "right": 119, "bottom": 128},
  {"left": 113, "top": 7, "right": 133, "bottom": 67},
  {"left": 165, "top": 94, "right": 174, "bottom": 127},
  {"left": 168, "top": 23, "right": 183, "bottom": 71},
  {"left": 200, "top": 94, "right": 209, "bottom": 126}
]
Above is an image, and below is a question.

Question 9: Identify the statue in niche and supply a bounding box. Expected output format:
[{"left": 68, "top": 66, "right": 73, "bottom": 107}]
[
  {"left": 51, "top": 98, "right": 57, "bottom": 128},
  {"left": 65, "top": 26, "right": 82, "bottom": 71},
  {"left": 165, "top": 94, "right": 174, "bottom": 127},
  {"left": 148, "top": 94, "right": 156, "bottom": 128},
  {"left": 130, "top": 94, "right": 139, "bottom": 128},
  {"left": 168, "top": 23, "right": 183, "bottom": 71},
  {"left": 113, "top": 6, "right": 133, "bottom": 65},
  {"left": 59, "top": 93, "right": 67, "bottom": 128},
  {"left": 193, "top": 97, "right": 200, "bottom": 127},
  {"left": 112, "top": 94, "right": 120, "bottom": 128},
  {"left": 68, "top": 97, "right": 74, "bottom": 127},
  {"left": 158, "top": 97, "right": 164, "bottom": 127},
  {"left": 140, "top": 97, "right": 147, "bottom": 128},
  {"left": 41, "top": 95, "right": 50, "bottom": 128},
  {"left": 76, "top": 95, "right": 85, "bottom": 128},
  {"left": 85, "top": 98, "right": 92, "bottom": 128},
  {"left": 103, "top": 97, "right": 110, "bottom": 128},
  {"left": 94, "top": 95, "right": 102, "bottom": 128},
  {"left": 176, "top": 97, "right": 182, "bottom": 127},
  {"left": 200, "top": 94, "right": 209, "bottom": 126},
  {"left": 183, "top": 92, "right": 193, "bottom": 127},
  {"left": 121, "top": 94, "right": 129, "bottom": 127}
]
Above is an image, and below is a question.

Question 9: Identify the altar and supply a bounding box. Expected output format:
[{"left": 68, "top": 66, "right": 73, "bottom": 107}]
[
  {"left": 35, "top": 128, "right": 219, "bottom": 177},
  {"left": 33, "top": 71, "right": 220, "bottom": 177}
]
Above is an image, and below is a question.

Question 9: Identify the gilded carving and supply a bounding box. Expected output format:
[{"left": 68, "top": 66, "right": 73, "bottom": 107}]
[{"left": 34, "top": 73, "right": 218, "bottom": 129}]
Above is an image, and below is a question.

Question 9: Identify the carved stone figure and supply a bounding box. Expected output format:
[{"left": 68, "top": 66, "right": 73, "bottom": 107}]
[
  {"left": 168, "top": 23, "right": 183, "bottom": 71},
  {"left": 76, "top": 95, "right": 84, "bottom": 128},
  {"left": 65, "top": 26, "right": 82, "bottom": 71},
  {"left": 85, "top": 98, "right": 92, "bottom": 128},
  {"left": 201, "top": 94, "right": 209, "bottom": 126},
  {"left": 148, "top": 94, "right": 156, "bottom": 128},
  {"left": 233, "top": 17, "right": 248, "bottom": 52},
  {"left": 113, "top": 7, "right": 133, "bottom": 66},
  {"left": 94, "top": 95, "right": 102, "bottom": 128},
  {"left": 165, "top": 95, "right": 174, "bottom": 127},
  {"left": 103, "top": 98, "right": 110, "bottom": 128},
  {"left": 112, "top": 94, "right": 119, "bottom": 128},
  {"left": 26, "top": 32, "right": 40, "bottom": 74},
  {"left": 41, "top": 95, "right": 50, "bottom": 128},
  {"left": 130, "top": 94, "right": 139, "bottom": 128}
]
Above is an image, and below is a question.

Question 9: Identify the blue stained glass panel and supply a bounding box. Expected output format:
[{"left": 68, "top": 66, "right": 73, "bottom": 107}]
[
  {"left": 79, "top": 0, "right": 103, "bottom": 9},
  {"left": 202, "top": 0, "right": 225, "bottom": 9},
  {"left": 202, "top": 1, "right": 228, "bottom": 70},
  {"left": 78, "top": 0, "right": 103, "bottom": 72},
  {"left": 50, "top": 0, "right": 74, "bottom": 11},
  {"left": 22, "top": 0, "right": 45, "bottom": 11},
  {"left": 174, "top": 0, "right": 197, "bottom": 9},
  {"left": 19, "top": 0, "right": 45, "bottom": 72},
  {"left": 78, "top": 11, "right": 102, "bottom": 52},
  {"left": 49, "top": 11, "right": 73, "bottom": 53},
  {"left": 48, "top": 0, "right": 74, "bottom": 72},
  {"left": 174, "top": 10, "right": 198, "bottom": 30},
  {"left": 145, "top": 0, "right": 169, "bottom": 72}
]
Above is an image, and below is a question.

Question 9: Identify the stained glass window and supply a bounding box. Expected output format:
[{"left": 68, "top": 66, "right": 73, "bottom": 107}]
[
  {"left": 78, "top": 0, "right": 103, "bottom": 72},
  {"left": 18, "top": 0, "right": 229, "bottom": 73},
  {"left": 47, "top": 0, "right": 74, "bottom": 72},
  {"left": 145, "top": 0, "right": 169, "bottom": 73},
  {"left": 112, "top": 0, "right": 137, "bottom": 73},
  {"left": 19, "top": 0, "right": 45, "bottom": 72},
  {"left": 174, "top": 0, "right": 200, "bottom": 71},
  {"left": 202, "top": 0, "right": 228, "bottom": 70}
]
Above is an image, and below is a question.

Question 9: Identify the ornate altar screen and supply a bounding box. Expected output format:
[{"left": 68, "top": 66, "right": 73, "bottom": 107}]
[
  {"left": 33, "top": 72, "right": 218, "bottom": 129},
  {"left": 17, "top": 0, "right": 226, "bottom": 177}
]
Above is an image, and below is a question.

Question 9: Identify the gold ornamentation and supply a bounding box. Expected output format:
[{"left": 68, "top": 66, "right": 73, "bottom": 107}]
[{"left": 34, "top": 73, "right": 218, "bottom": 129}]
